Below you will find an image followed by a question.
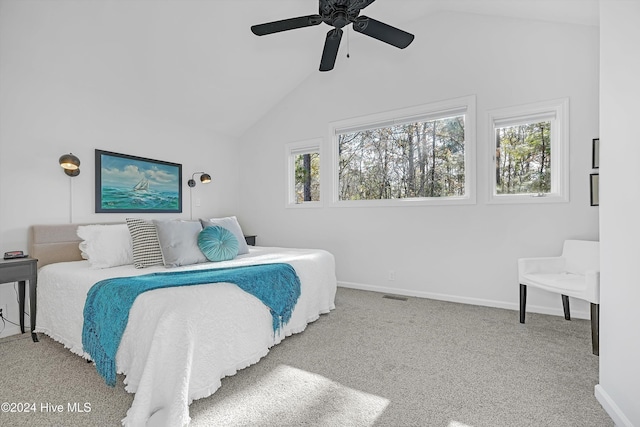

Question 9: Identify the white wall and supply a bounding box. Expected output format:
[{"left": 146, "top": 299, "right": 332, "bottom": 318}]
[
  {"left": 595, "top": 2, "right": 640, "bottom": 426},
  {"left": 238, "top": 12, "right": 600, "bottom": 316},
  {"left": 0, "top": 1, "right": 241, "bottom": 337}
]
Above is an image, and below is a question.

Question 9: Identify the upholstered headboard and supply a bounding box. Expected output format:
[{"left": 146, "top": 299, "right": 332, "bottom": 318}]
[{"left": 29, "top": 223, "right": 118, "bottom": 268}]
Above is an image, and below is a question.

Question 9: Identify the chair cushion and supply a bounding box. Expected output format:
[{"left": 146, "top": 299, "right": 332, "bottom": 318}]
[{"left": 520, "top": 273, "right": 587, "bottom": 298}]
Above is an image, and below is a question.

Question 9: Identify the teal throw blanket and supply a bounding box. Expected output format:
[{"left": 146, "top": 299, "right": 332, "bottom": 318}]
[{"left": 82, "top": 263, "right": 301, "bottom": 386}]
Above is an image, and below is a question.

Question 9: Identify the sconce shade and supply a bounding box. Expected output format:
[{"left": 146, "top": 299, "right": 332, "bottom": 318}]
[
  {"left": 60, "top": 153, "right": 81, "bottom": 177},
  {"left": 188, "top": 171, "right": 211, "bottom": 187},
  {"left": 59, "top": 153, "right": 80, "bottom": 170}
]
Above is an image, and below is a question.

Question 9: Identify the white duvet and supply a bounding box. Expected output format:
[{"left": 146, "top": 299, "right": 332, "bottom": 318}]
[{"left": 35, "top": 246, "right": 337, "bottom": 426}]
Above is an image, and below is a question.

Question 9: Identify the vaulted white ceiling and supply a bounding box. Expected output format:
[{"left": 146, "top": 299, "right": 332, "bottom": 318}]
[{"left": 108, "top": 0, "right": 599, "bottom": 138}]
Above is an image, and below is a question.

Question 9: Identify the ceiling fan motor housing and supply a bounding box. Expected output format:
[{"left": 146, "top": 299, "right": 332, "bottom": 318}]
[{"left": 320, "top": 0, "right": 362, "bottom": 28}]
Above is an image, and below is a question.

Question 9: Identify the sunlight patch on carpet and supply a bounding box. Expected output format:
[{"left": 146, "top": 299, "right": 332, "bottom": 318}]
[
  {"left": 448, "top": 421, "right": 475, "bottom": 427},
  {"left": 202, "top": 364, "right": 389, "bottom": 426}
]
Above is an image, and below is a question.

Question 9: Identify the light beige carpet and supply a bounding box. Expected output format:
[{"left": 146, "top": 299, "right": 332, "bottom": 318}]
[{"left": 0, "top": 287, "right": 611, "bottom": 426}]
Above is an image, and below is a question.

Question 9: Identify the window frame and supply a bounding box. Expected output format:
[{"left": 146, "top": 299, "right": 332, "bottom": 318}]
[
  {"left": 328, "top": 95, "right": 477, "bottom": 207},
  {"left": 487, "top": 98, "right": 569, "bottom": 204},
  {"left": 285, "top": 138, "right": 323, "bottom": 209}
]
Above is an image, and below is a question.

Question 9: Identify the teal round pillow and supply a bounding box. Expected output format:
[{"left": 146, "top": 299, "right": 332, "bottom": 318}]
[{"left": 198, "top": 226, "right": 239, "bottom": 262}]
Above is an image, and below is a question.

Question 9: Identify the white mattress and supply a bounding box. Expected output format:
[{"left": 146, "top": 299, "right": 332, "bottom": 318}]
[{"left": 36, "top": 246, "right": 337, "bottom": 426}]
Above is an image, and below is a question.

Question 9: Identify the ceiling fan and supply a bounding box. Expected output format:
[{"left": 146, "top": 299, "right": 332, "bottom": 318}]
[{"left": 251, "top": 0, "right": 415, "bottom": 72}]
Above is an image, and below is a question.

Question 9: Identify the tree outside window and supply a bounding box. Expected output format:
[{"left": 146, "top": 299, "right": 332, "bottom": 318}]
[
  {"left": 495, "top": 121, "right": 551, "bottom": 195},
  {"left": 338, "top": 116, "right": 465, "bottom": 200},
  {"left": 294, "top": 152, "right": 320, "bottom": 203}
]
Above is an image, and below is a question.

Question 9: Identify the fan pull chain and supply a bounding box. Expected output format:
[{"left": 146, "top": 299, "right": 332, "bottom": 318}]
[{"left": 346, "top": 26, "right": 350, "bottom": 58}]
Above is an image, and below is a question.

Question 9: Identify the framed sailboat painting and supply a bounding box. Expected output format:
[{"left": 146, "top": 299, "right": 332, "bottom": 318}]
[{"left": 95, "top": 149, "right": 182, "bottom": 213}]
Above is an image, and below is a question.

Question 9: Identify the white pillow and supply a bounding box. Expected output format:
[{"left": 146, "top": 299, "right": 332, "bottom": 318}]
[
  {"left": 77, "top": 224, "right": 134, "bottom": 269},
  {"left": 79, "top": 241, "right": 90, "bottom": 260}
]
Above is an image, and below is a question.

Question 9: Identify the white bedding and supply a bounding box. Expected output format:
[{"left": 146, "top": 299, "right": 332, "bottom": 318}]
[{"left": 35, "top": 246, "right": 337, "bottom": 426}]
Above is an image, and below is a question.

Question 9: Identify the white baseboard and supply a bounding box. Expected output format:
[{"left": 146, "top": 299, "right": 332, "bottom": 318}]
[
  {"left": 0, "top": 323, "right": 21, "bottom": 339},
  {"left": 337, "top": 281, "right": 591, "bottom": 320},
  {"left": 595, "top": 384, "right": 634, "bottom": 427}
]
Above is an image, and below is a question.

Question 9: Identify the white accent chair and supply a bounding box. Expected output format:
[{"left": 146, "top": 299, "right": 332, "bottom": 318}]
[{"left": 518, "top": 240, "right": 600, "bottom": 355}]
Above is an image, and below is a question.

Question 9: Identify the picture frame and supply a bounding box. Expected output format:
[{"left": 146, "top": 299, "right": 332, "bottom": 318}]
[
  {"left": 592, "top": 138, "right": 599, "bottom": 169},
  {"left": 95, "top": 149, "right": 182, "bottom": 213},
  {"left": 590, "top": 173, "right": 599, "bottom": 206}
]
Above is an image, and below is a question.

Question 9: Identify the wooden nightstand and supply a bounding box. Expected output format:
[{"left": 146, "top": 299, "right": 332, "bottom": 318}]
[
  {"left": 244, "top": 235, "right": 257, "bottom": 246},
  {"left": 0, "top": 257, "right": 38, "bottom": 342}
]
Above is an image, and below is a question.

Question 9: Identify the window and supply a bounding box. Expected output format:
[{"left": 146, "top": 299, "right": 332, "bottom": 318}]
[
  {"left": 330, "top": 96, "right": 476, "bottom": 206},
  {"left": 488, "top": 98, "right": 569, "bottom": 204},
  {"left": 286, "top": 139, "right": 321, "bottom": 208}
]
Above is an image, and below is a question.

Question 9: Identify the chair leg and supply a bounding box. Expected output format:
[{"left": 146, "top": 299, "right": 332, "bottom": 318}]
[
  {"left": 562, "top": 295, "right": 570, "bottom": 320},
  {"left": 591, "top": 303, "right": 599, "bottom": 356},
  {"left": 520, "top": 284, "right": 527, "bottom": 323}
]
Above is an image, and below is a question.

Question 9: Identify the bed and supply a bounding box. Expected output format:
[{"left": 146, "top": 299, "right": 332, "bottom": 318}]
[{"left": 29, "top": 221, "right": 337, "bottom": 426}]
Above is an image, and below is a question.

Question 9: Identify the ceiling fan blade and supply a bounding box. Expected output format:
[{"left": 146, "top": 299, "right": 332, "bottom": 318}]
[
  {"left": 319, "top": 28, "right": 343, "bottom": 72},
  {"left": 251, "top": 15, "right": 322, "bottom": 36},
  {"left": 353, "top": 16, "right": 414, "bottom": 49}
]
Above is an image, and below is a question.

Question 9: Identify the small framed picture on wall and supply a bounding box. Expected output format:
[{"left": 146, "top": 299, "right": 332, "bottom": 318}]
[
  {"left": 592, "top": 138, "right": 600, "bottom": 169},
  {"left": 590, "top": 173, "right": 599, "bottom": 206}
]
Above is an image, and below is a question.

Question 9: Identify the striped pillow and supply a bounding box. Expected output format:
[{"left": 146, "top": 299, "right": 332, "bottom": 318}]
[{"left": 126, "top": 218, "right": 164, "bottom": 269}]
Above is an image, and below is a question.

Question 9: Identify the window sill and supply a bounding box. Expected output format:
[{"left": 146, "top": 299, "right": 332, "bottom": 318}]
[
  {"left": 487, "top": 193, "right": 569, "bottom": 204},
  {"left": 330, "top": 196, "right": 476, "bottom": 208},
  {"left": 286, "top": 202, "right": 323, "bottom": 209}
]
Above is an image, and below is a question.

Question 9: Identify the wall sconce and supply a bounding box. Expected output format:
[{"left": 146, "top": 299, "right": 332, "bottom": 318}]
[
  {"left": 188, "top": 171, "right": 211, "bottom": 220},
  {"left": 59, "top": 153, "right": 81, "bottom": 223},
  {"left": 59, "top": 153, "right": 81, "bottom": 176},
  {"left": 188, "top": 172, "right": 211, "bottom": 187}
]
